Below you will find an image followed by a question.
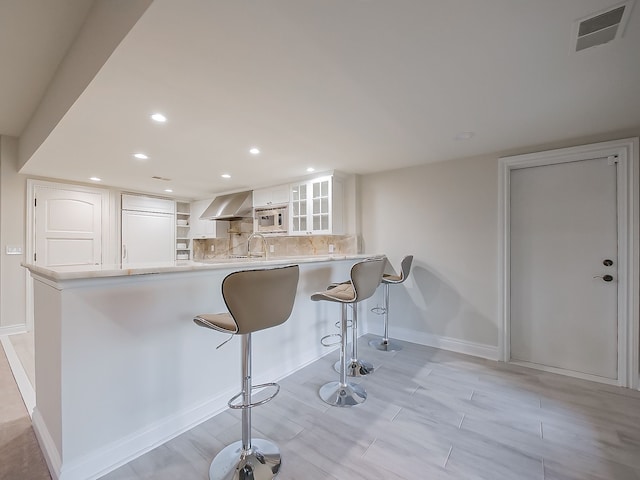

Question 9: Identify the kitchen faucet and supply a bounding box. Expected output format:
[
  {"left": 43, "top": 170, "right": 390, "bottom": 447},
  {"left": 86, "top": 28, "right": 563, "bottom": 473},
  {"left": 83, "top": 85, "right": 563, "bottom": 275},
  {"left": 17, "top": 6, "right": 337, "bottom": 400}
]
[{"left": 247, "top": 232, "right": 268, "bottom": 259}]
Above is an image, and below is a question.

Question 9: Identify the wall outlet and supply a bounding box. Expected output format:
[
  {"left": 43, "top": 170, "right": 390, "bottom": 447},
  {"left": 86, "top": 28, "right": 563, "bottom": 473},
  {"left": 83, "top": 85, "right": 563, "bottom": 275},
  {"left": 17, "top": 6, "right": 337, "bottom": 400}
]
[
  {"left": 328, "top": 244, "right": 334, "bottom": 253},
  {"left": 210, "top": 244, "right": 215, "bottom": 252},
  {"left": 269, "top": 245, "right": 275, "bottom": 253}
]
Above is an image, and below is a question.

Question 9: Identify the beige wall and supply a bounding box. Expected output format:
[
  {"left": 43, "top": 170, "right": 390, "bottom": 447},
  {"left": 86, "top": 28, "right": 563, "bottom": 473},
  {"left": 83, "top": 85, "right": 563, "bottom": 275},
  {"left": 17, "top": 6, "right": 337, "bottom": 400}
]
[
  {"left": 0, "top": 136, "right": 27, "bottom": 329},
  {"left": 360, "top": 128, "right": 640, "bottom": 351}
]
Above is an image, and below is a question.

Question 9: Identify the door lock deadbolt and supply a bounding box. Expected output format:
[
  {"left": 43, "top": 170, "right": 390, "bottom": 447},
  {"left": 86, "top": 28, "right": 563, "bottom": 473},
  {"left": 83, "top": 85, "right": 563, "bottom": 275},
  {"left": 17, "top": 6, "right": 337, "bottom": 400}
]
[
  {"left": 603, "top": 259, "right": 614, "bottom": 267},
  {"left": 593, "top": 274, "right": 614, "bottom": 282}
]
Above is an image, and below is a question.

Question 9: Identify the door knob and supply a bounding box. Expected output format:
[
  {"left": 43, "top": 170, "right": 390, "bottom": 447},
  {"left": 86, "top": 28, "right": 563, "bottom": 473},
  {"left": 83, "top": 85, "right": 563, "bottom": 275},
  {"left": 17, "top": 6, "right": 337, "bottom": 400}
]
[
  {"left": 603, "top": 259, "right": 614, "bottom": 266},
  {"left": 593, "top": 274, "right": 614, "bottom": 282}
]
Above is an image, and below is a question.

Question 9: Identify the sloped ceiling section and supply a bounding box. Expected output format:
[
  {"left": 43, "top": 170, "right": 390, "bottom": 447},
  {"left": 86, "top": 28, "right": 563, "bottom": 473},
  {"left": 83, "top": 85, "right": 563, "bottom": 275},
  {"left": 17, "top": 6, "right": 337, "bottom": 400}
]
[
  {"left": 0, "top": 0, "right": 93, "bottom": 137},
  {"left": 17, "top": 0, "right": 153, "bottom": 169}
]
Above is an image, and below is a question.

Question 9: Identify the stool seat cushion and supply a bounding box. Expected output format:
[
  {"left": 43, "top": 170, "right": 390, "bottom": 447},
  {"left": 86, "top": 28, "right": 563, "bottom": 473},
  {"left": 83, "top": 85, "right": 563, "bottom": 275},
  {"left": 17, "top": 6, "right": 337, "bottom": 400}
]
[
  {"left": 382, "top": 273, "right": 403, "bottom": 283},
  {"left": 194, "top": 313, "right": 237, "bottom": 333},
  {"left": 311, "top": 282, "right": 356, "bottom": 303}
]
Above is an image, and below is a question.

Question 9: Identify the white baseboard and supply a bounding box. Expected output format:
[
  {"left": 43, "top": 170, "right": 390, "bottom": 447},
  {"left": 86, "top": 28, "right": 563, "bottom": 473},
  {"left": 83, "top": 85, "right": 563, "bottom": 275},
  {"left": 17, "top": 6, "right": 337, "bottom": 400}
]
[
  {"left": 58, "top": 389, "right": 233, "bottom": 480},
  {"left": 37, "top": 348, "right": 334, "bottom": 480},
  {"left": 509, "top": 360, "right": 621, "bottom": 386},
  {"left": 32, "top": 407, "right": 62, "bottom": 480},
  {"left": 388, "top": 326, "right": 500, "bottom": 361},
  {"left": 0, "top": 335, "right": 35, "bottom": 416}
]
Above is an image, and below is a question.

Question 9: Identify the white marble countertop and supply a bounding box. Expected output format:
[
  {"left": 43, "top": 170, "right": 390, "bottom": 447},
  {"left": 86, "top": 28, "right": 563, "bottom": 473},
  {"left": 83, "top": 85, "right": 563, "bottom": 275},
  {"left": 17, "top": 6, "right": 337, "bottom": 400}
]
[{"left": 22, "top": 254, "right": 374, "bottom": 281}]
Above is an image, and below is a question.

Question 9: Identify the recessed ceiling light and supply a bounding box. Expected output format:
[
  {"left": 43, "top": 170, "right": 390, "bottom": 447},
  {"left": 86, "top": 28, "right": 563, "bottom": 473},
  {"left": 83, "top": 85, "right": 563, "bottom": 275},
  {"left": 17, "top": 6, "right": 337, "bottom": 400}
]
[
  {"left": 454, "top": 131, "right": 475, "bottom": 141},
  {"left": 221, "top": 174, "right": 231, "bottom": 179},
  {"left": 306, "top": 167, "right": 315, "bottom": 172},
  {"left": 89, "top": 177, "right": 102, "bottom": 182},
  {"left": 133, "top": 153, "right": 149, "bottom": 160},
  {"left": 249, "top": 148, "right": 260, "bottom": 155},
  {"left": 151, "top": 113, "right": 167, "bottom": 123},
  {"left": 164, "top": 189, "right": 173, "bottom": 193}
]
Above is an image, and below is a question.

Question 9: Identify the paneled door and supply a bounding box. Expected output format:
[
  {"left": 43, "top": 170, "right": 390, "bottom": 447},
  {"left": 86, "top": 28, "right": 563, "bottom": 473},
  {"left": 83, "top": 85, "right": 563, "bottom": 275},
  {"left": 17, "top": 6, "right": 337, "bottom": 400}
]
[
  {"left": 34, "top": 186, "right": 103, "bottom": 267},
  {"left": 510, "top": 157, "right": 619, "bottom": 379}
]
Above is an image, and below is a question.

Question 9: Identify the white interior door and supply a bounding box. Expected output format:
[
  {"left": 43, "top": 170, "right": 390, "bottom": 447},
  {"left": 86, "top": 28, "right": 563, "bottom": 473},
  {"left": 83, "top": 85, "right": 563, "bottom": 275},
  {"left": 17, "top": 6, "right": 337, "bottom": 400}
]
[
  {"left": 34, "top": 186, "right": 103, "bottom": 267},
  {"left": 510, "top": 157, "right": 618, "bottom": 379}
]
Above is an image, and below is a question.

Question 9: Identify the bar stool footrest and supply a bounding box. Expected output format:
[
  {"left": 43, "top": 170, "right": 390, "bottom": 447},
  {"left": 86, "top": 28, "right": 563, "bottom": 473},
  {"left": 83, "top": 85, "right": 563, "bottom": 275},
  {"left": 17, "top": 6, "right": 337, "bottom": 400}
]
[
  {"left": 320, "top": 333, "right": 341, "bottom": 347},
  {"left": 228, "top": 382, "right": 280, "bottom": 409}
]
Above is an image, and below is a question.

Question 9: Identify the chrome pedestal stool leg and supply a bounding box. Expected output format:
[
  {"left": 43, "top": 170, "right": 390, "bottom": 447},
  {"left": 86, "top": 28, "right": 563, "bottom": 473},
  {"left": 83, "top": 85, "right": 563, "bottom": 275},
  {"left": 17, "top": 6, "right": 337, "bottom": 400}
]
[
  {"left": 334, "top": 303, "right": 374, "bottom": 376},
  {"left": 369, "top": 283, "right": 402, "bottom": 352},
  {"left": 320, "top": 304, "right": 367, "bottom": 406},
  {"left": 210, "top": 334, "right": 281, "bottom": 480}
]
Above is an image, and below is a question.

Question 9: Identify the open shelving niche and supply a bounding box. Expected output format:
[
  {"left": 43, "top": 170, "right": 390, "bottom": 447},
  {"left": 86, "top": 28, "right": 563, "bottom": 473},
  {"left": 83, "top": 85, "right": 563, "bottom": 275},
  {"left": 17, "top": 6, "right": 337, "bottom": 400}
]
[{"left": 175, "top": 201, "right": 191, "bottom": 260}]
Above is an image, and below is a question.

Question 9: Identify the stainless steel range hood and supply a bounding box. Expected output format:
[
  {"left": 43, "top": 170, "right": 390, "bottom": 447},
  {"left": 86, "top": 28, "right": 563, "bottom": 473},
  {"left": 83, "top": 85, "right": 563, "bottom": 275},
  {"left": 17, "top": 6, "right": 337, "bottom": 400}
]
[{"left": 199, "top": 190, "right": 253, "bottom": 220}]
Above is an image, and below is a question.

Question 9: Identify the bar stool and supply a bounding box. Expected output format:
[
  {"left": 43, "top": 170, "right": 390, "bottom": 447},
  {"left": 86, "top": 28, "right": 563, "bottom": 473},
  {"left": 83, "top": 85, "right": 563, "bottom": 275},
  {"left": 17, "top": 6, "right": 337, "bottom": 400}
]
[
  {"left": 311, "top": 257, "right": 385, "bottom": 406},
  {"left": 332, "top": 302, "right": 373, "bottom": 377},
  {"left": 369, "top": 255, "right": 413, "bottom": 352},
  {"left": 194, "top": 264, "right": 299, "bottom": 480}
]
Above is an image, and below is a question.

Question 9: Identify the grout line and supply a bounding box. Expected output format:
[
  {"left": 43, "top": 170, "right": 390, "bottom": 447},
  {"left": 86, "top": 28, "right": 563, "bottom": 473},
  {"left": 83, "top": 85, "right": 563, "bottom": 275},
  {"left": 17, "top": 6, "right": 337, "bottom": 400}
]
[
  {"left": 391, "top": 407, "right": 402, "bottom": 422},
  {"left": 541, "top": 458, "right": 545, "bottom": 479},
  {"left": 443, "top": 445, "right": 453, "bottom": 468},
  {"left": 458, "top": 413, "right": 466, "bottom": 429},
  {"left": 540, "top": 422, "right": 544, "bottom": 439},
  {"left": 469, "top": 390, "right": 475, "bottom": 401},
  {"left": 361, "top": 438, "right": 377, "bottom": 458}
]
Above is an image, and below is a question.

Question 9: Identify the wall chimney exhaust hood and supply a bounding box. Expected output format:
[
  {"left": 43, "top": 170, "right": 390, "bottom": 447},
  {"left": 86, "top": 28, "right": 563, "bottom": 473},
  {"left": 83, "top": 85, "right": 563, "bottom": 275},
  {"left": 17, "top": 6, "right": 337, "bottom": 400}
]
[{"left": 199, "top": 190, "right": 253, "bottom": 220}]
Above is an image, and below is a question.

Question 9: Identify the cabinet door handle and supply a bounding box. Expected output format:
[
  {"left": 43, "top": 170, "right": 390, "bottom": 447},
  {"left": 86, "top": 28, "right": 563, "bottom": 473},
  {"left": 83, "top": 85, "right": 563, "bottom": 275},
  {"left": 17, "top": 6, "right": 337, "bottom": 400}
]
[{"left": 122, "top": 245, "right": 127, "bottom": 260}]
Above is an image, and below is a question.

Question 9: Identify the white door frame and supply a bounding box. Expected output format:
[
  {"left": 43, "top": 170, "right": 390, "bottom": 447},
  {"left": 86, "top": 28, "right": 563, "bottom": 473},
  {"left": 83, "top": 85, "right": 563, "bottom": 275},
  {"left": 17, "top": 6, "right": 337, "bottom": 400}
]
[
  {"left": 25, "top": 179, "right": 113, "bottom": 331},
  {"left": 498, "top": 138, "right": 639, "bottom": 389}
]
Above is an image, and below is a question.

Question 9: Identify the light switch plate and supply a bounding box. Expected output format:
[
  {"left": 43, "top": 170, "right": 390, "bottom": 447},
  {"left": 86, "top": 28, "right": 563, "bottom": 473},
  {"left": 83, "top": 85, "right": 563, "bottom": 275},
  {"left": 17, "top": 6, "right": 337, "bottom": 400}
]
[{"left": 6, "top": 246, "right": 22, "bottom": 255}]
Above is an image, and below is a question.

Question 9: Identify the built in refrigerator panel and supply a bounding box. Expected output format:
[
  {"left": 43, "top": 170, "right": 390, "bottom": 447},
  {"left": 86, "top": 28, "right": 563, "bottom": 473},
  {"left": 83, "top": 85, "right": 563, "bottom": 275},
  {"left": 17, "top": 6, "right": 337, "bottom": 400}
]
[{"left": 122, "top": 210, "right": 175, "bottom": 264}]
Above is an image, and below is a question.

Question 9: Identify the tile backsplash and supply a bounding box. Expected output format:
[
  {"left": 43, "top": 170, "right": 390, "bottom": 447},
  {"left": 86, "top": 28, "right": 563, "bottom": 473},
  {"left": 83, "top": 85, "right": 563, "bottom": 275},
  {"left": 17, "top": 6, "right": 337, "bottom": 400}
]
[{"left": 193, "top": 219, "right": 358, "bottom": 260}]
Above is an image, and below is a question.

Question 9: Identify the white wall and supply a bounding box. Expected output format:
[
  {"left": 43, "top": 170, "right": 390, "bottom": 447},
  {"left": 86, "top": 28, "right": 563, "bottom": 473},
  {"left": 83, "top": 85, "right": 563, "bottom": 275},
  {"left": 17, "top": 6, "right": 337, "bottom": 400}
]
[
  {"left": 361, "top": 154, "right": 499, "bottom": 352},
  {"left": 0, "top": 136, "right": 27, "bottom": 329},
  {"left": 359, "top": 128, "right": 640, "bottom": 359}
]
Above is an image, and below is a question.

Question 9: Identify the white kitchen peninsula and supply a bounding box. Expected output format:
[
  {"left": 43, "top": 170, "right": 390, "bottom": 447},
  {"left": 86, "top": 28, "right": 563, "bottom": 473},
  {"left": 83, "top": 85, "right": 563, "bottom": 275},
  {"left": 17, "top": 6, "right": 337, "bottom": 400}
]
[{"left": 24, "top": 255, "right": 370, "bottom": 480}]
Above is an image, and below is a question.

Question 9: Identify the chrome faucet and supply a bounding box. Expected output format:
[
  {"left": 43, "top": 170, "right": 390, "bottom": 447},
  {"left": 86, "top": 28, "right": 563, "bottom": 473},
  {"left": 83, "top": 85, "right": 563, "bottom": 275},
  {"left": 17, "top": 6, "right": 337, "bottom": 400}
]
[{"left": 247, "top": 232, "right": 268, "bottom": 259}]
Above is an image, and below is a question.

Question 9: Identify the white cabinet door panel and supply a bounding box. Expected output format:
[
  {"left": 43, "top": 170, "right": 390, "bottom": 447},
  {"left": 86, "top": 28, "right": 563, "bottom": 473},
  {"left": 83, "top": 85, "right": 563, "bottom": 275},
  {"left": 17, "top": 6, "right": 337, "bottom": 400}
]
[{"left": 122, "top": 211, "right": 175, "bottom": 264}]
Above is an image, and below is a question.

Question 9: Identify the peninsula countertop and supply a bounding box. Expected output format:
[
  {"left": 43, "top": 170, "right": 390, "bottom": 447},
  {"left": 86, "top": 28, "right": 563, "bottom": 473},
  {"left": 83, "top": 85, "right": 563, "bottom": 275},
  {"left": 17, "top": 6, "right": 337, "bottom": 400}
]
[{"left": 22, "top": 254, "right": 374, "bottom": 282}]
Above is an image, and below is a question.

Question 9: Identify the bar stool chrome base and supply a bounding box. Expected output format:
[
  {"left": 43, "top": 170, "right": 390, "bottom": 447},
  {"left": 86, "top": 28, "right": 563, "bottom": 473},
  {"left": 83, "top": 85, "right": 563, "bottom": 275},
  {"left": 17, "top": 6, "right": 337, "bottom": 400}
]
[
  {"left": 368, "top": 338, "right": 402, "bottom": 352},
  {"left": 319, "top": 381, "right": 367, "bottom": 407},
  {"left": 333, "top": 358, "right": 375, "bottom": 376},
  {"left": 209, "top": 438, "right": 281, "bottom": 480}
]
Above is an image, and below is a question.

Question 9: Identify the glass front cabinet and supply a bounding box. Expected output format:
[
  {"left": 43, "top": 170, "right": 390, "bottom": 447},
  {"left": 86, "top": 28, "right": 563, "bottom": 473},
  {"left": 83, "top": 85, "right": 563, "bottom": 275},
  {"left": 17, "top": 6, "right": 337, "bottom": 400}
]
[{"left": 290, "top": 175, "right": 343, "bottom": 235}]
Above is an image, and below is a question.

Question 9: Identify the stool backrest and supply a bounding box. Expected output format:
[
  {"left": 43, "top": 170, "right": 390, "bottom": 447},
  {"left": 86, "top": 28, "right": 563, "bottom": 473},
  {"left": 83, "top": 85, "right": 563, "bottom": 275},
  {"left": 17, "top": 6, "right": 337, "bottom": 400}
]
[
  {"left": 350, "top": 257, "right": 386, "bottom": 302},
  {"left": 399, "top": 255, "right": 413, "bottom": 282},
  {"left": 222, "top": 264, "right": 300, "bottom": 334}
]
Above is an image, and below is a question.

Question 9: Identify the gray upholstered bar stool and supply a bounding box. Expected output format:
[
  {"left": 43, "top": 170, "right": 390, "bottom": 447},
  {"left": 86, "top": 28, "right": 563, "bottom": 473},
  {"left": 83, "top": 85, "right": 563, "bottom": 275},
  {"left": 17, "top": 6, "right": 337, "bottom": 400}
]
[
  {"left": 312, "top": 257, "right": 385, "bottom": 406},
  {"left": 370, "top": 255, "right": 413, "bottom": 352},
  {"left": 194, "top": 265, "right": 299, "bottom": 480}
]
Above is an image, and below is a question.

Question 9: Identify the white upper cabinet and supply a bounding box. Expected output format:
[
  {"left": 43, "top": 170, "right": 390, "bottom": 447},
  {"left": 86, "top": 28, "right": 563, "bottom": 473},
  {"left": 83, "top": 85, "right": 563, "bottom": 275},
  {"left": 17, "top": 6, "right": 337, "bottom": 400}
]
[
  {"left": 253, "top": 184, "right": 290, "bottom": 207},
  {"left": 121, "top": 194, "right": 175, "bottom": 214},
  {"left": 189, "top": 198, "right": 217, "bottom": 238},
  {"left": 290, "top": 175, "right": 344, "bottom": 235}
]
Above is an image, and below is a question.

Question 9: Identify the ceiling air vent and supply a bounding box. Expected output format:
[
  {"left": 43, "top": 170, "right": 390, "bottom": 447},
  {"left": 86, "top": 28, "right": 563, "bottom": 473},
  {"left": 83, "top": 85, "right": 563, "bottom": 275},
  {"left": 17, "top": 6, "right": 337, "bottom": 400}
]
[{"left": 574, "top": 1, "right": 634, "bottom": 51}]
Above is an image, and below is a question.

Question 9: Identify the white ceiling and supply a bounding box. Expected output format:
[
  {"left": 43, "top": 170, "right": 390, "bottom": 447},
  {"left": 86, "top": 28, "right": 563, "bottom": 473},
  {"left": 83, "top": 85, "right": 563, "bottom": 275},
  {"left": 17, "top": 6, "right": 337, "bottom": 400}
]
[{"left": 7, "top": 0, "right": 640, "bottom": 199}]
